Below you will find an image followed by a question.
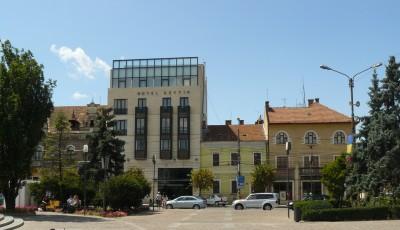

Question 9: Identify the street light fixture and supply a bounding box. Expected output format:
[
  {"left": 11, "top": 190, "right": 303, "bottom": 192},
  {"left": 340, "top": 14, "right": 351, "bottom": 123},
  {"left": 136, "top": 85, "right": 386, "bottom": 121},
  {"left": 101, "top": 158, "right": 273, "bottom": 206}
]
[
  {"left": 102, "top": 154, "right": 110, "bottom": 211},
  {"left": 320, "top": 63, "right": 383, "bottom": 138},
  {"left": 152, "top": 154, "right": 156, "bottom": 212}
]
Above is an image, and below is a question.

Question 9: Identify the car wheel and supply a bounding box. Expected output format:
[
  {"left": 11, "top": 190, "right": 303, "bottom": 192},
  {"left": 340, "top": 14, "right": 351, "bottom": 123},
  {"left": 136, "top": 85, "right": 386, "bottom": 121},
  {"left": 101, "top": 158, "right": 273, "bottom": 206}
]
[
  {"left": 263, "top": 204, "right": 272, "bottom": 210},
  {"left": 235, "top": 204, "right": 244, "bottom": 210},
  {"left": 215, "top": 201, "right": 219, "bottom": 206},
  {"left": 193, "top": 204, "right": 200, "bottom": 209},
  {"left": 166, "top": 204, "right": 173, "bottom": 209}
]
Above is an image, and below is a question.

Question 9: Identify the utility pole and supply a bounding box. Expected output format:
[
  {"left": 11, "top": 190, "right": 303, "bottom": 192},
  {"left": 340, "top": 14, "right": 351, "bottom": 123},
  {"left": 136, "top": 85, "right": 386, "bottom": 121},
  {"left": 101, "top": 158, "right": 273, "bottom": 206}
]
[
  {"left": 286, "top": 141, "right": 291, "bottom": 219},
  {"left": 237, "top": 117, "right": 241, "bottom": 199}
]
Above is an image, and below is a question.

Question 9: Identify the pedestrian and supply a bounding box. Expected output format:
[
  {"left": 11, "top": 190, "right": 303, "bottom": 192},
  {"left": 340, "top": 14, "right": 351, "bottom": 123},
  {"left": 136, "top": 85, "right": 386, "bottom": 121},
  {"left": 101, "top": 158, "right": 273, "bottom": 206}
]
[{"left": 156, "top": 192, "right": 161, "bottom": 209}]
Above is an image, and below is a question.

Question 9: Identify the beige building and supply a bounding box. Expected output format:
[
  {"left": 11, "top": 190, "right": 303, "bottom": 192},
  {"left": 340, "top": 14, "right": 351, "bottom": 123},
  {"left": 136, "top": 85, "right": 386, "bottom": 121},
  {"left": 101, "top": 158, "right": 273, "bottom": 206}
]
[
  {"left": 108, "top": 57, "right": 207, "bottom": 197},
  {"left": 264, "top": 98, "right": 352, "bottom": 200}
]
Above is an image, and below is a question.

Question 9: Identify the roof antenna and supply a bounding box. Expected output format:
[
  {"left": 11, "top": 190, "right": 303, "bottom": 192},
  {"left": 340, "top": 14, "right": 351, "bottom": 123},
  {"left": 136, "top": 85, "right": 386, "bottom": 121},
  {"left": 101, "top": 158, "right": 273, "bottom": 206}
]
[{"left": 302, "top": 78, "right": 306, "bottom": 107}]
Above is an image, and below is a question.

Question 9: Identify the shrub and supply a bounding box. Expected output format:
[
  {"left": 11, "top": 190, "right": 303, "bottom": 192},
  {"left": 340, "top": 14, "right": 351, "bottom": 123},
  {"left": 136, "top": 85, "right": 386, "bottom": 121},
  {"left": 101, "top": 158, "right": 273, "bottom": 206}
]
[
  {"left": 302, "top": 207, "right": 390, "bottom": 221},
  {"left": 390, "top": 206, "right": 400, "bottom": 219},
  {"left": 104, "top": 168, "right": 150, "bottom": 211}
]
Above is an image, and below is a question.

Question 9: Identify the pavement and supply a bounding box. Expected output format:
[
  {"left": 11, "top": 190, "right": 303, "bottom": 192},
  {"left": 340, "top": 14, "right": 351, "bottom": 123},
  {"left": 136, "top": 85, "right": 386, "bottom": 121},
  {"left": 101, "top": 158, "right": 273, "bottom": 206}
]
[{"left": 19, "top": 207, "right": 400, "bottom": 230}]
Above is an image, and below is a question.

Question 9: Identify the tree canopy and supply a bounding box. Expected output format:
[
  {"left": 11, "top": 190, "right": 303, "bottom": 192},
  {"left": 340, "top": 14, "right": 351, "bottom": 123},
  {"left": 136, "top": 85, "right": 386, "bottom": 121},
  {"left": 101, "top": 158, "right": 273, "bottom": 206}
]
[
  {"left": 251, "top": 163, "right": 274, "bottom": 192},
  {"left": 190, "top": 168, "right": 214, "bottom": 196},
  {"left": 0, "top": 40, "right": 55, "bottom": 210}
]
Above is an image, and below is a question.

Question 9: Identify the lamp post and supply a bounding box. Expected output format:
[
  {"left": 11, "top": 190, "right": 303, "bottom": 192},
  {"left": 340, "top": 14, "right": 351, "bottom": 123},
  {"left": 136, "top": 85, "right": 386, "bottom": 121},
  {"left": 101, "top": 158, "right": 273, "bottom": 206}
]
[
  {"left": 102, "top": 154, "right": 110, "bottom": 211},
  {"left": 82, "top": 144, "right": 88, "bottom": 215},
  {"left": 152, "top": 154, "right": 156, "bottom": 212},
  {"left": 286, "top": 141, "right": 291, "bottom": 218},
  {"left": 237, "top": 117, "right": 241, "bottom": 199},
  {"left": 320, "top": 63, "right": 382, "bottom": 137}
]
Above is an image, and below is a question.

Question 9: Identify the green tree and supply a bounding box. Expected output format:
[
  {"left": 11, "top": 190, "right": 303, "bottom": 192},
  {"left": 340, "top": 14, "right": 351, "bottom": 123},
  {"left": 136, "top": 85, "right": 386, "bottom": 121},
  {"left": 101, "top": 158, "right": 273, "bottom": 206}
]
[
  {"left": 104, "top": 168, "right": 151, "bottom": 210},
  {"left": 0, "top": 40, "right": 55, "bottom": 210},
  {"left": 87, "top": 108, "right": 125, "bottom": 182},
  {"left": 190, "top": 168, "right": 214, "bottom": 196},
  {"left": 321, "top": 154, "right": 347, "bottom": 207},
  {"left": 251, "top": 163, "right": 275, "bottom": 192}
]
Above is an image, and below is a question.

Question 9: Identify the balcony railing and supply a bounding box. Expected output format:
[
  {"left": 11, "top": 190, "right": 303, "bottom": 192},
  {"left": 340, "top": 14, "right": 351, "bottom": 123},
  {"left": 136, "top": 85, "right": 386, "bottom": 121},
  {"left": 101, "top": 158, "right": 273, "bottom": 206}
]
[
  {"left": 115, "top": 129, "right": 127, "bottom": 136},
  {"left": 274, "top": 168, "right": 295, "bottom": 180},
  {"left": 299, "top": 167, "right": 322, "bottom": 179},
  {"left": 113, "top": 108, "right": 128, "bottom": 115}
]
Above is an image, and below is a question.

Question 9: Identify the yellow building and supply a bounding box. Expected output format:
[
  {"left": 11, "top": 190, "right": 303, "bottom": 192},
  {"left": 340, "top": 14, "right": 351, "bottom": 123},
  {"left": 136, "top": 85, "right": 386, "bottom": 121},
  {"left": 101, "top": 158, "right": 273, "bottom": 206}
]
[
  {"left": 264, "top": 98, "right": 351, "bottom": 200},
  {"left": 201, "top": 121, "right": 266, "bottom": 202}
]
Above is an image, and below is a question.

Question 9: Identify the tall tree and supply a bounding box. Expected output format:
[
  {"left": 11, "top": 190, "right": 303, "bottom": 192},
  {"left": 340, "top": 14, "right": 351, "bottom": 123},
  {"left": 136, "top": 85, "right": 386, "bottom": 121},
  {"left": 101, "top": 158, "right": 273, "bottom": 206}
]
[
  {"left": 190, "top": 168, "right": 214, "bottom": 196},
  {"left": 87, "top": 108, "right": 125, "bottom": 182},
  {"left": 54, "top": 112, "right": 70, "bottom": 181},
  {"left": 0, "top": 40, "right": 55, "bottom": 210},
  {"left": 251, "top": 163, "right": 274, "bottom": 192}
]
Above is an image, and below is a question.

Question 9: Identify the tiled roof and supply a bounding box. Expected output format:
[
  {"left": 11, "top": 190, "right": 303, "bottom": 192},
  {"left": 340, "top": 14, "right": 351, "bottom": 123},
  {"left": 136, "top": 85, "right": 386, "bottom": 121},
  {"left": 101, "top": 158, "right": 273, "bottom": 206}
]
[
  {"left": 204, "top": 124, "right": 265, "bottom": 142},
  {"left": 267, "top": 102, "right": 351, "bottom": 124}
]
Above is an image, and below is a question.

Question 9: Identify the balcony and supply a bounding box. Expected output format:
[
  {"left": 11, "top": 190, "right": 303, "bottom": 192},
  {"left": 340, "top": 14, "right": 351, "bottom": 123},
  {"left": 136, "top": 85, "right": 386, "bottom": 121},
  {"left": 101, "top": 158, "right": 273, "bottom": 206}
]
[
  {"left": 299, "top": 167, "right": 322, "bottom": 180},
  {"left": 274, "top": 168, "right": 295, "bottom": 180},
  {"left": 115, "top": 129, "right": 127, "bottom": 136},
  {"left": 178, "top": 106, "right": 190, "bottom": 115},
  {"left": 135, "top": 107, "right": 148, "bottom": 114},
  {"left": 113, "top": 108, "right": 127, "bottom": 115},
  {"left": 135, "top": 151, "right": 147, "bottom": 160},
  {"left": 160, "top": 106, "right": 173, "bottom": 113}
]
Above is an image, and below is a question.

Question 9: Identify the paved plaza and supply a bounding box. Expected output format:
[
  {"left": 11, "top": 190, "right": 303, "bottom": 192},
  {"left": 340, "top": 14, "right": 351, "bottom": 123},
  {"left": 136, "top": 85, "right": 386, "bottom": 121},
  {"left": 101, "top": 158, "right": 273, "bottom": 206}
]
[{"left": 19, "top": 207, "right": 400, "bottom": 230}]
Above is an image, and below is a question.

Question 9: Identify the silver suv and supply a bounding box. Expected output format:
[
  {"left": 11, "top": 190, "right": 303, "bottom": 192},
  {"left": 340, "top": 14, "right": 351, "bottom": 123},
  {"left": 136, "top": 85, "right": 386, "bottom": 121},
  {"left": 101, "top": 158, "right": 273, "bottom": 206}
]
[{"left": 232, "top": 193, "right": 279, "bottom": 210}]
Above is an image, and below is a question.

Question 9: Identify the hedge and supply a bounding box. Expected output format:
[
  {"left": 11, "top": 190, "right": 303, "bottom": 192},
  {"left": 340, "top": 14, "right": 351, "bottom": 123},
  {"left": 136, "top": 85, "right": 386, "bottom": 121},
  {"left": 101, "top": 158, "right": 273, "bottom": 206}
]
[{"left": 303, "top": 207, "right": 390, "bottom": 221}]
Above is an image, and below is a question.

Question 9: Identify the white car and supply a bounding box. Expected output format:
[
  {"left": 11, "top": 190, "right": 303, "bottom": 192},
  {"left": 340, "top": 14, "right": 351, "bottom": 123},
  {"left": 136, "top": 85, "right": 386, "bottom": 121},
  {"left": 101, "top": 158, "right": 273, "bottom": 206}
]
[
  {"left": 232, "top": 193, "right": 279, "bottom": 210},
  {"left": 166, "top": 196, "right": 207, "bottom": 209}
]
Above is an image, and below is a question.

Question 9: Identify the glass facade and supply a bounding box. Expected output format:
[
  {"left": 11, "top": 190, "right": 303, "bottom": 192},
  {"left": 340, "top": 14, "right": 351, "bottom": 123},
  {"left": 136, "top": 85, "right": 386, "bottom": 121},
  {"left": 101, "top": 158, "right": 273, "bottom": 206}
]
[{"left": 111, "top": 57, "right": 199, "bottom": 88}]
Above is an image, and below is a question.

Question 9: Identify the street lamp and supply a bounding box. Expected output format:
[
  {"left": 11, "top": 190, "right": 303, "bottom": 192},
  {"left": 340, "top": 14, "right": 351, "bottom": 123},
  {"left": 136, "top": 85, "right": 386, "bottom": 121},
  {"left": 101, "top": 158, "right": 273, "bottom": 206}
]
[
  {"left": 236, "top": 117, "right": 241, "bottom": 199},
  {"left": 152, "top": 154, "right": 156, "bottom": 212},
  {"left": 102, "top": 154, "right": 110, "bottom": 211},
  {"left": 320, "top": 63, "right": 383, "bottom": 137},
  {"left": 77, "top": 144, "right": 89, "bottom": 215},
  {"left": 285, "top": 141, "right": 291, "bottom": 219}
]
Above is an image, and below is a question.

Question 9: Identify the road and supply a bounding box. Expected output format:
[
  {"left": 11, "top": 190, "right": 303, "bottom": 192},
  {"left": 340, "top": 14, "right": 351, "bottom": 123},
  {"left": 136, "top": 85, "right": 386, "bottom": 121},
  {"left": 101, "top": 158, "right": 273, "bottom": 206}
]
[{"left": 20, "top": 207, "right": 400, "bottom": 230}]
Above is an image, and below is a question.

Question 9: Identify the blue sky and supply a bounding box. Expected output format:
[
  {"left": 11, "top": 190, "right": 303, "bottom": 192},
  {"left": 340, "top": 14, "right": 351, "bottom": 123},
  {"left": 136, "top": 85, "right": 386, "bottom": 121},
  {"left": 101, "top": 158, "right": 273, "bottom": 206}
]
[{"left": 1, "top": 0, "right": 399, "bottom": 125}]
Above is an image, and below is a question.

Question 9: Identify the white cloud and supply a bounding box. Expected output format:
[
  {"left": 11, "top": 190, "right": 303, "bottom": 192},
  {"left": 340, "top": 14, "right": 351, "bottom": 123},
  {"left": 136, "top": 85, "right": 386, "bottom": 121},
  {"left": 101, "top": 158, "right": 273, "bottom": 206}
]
[
  {"left": 50, "top": 44, "right": 110, "bottom": 79},
  {"left": 72, "top": 91, "right": 89, "bottom": 100}
]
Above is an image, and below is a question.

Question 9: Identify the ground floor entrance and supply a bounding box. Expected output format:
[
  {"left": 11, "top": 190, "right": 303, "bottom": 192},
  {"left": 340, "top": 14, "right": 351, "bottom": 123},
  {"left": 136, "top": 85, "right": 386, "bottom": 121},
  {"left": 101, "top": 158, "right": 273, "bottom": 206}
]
[
  {"left": 273, "top": 181, "right": 293, "bottom": 201},
  {"left": 301, "top": 181, "right": 322, "bottom": 199},
  {"left": 158, "top": 168, "right": 192, "bottom": 199}
]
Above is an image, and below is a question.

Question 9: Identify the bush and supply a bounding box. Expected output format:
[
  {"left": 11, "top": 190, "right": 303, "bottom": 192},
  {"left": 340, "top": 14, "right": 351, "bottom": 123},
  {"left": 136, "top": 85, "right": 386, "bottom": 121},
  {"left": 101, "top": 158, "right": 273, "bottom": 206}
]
[
  {"left": 390, "top": 206, "right": 400, "bottom": 219},
  {"left": 104, "top": 168, "right": 150, "bottom": 211},
  {"left": 302, "top": 207, "right": 390, "bottom": 221}
]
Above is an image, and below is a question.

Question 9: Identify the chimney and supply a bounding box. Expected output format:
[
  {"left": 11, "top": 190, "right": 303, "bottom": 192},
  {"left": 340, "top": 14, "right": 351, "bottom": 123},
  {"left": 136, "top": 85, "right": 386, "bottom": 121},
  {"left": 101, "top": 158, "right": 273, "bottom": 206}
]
[
  {"left": 315, "top": 98, "right": 319, "bottom": 103},
  {"left": 225, "top": 120, "right": 232, "bottom": 126},
  {"left": 239, "top": 120, "right": 244, "bottom": 125},
  {"left": 265, "top": 101, "right": 270, "bottom": 111},
  {"left": 308, "top": 99, "right": 314, "bottom": 106}
]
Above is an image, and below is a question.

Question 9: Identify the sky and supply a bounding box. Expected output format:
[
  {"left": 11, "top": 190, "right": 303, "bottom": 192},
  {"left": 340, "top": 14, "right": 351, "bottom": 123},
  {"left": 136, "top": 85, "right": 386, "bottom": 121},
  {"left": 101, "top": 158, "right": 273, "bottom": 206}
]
[{"left": 1, "top": 0, "right": 399, "bottom": 125}]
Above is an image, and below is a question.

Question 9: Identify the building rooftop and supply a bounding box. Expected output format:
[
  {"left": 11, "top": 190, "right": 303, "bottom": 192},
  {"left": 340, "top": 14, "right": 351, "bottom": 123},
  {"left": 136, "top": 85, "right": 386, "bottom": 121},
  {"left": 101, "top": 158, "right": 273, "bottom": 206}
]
[
  {"left": 266, "top": 99, "right": 351, "bottom": 124},
  {"left": 204, "top": 124, "right": 265, "bottom": 142}
]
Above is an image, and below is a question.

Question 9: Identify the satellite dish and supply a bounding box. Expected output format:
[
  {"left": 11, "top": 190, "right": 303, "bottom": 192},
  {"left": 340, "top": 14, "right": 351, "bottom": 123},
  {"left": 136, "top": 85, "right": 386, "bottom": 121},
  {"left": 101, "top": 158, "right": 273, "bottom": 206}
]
[{"left": 355, "top": 101, "right": 360, "bottom": 107}]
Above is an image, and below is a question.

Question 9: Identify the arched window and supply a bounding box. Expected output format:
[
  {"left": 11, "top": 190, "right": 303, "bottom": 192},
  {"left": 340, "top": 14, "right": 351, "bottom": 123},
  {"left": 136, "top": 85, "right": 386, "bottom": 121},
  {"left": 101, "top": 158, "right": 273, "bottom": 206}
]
[
  {"left": 304, "top": 131, "right": 317, "bottom": 145},
  {"left": 334, "top": 131, "right": 346, "bottom": 144},
  {"left": 276, "top": 132, "right": 288, "bottom": 144},
  {"left": 33, "top": 145, "right": 44, "bottom": 161}
]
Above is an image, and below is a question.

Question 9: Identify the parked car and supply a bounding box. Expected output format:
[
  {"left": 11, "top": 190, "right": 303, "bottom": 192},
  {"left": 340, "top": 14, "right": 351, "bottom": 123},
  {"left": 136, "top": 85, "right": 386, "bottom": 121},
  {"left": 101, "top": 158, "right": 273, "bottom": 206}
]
[
  {"left": 288, "top": 193, "right": 330, "bottom": 210},
  {"left": 166, "top": 196, "right": 207, "bottom": 209},
  {"left": 232, "top": 193, "right": 279, "bottom": 210},
  {"left": 206, "top": 194, "right": 228, "bottom": 206}
]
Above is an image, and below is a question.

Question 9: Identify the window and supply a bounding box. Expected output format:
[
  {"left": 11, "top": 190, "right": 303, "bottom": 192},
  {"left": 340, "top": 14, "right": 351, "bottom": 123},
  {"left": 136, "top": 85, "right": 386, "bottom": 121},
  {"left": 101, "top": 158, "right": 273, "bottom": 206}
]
[
  {"left": 305, "top": 131, "right": 317, "bottom": 144},
  {"left": 161, "top": 117, "right": 171, "bottom": 134},
  {"left": 138, "top": 98, "right": 146, "bottom": 108},
  {"left": 33, "top": 145, "right": 43, "bottom": 161},
  {"left": 161, "top": 77, "right": 169, "bottom": 86},
  {"left": 256, "top": 194, "right": 274, "bottom": 199},
  {"left": 135, "top": 139, "right": 145, "bottom": 151},
  {"left": 276, "top": 132, "right": 288, "bottom": 144},
  {"left": 179, "top": 117, "right": 189, "bottom": 134},
  {"left": 114, "top": 99, "right": 127, "bottom": 114},
  {"left": 231, "top": 180, "right": 238, "bottom": 194},
  {"left": 139, "top": 78, "right": 147, "bottom": 87},
  {"left": 162, "top": 97, "right": 171, "bottom": 107},
  {"left": 136, "top": 118, "right": 145, "bottom": 135},
  {"left": 160, "top": 139, "right": 170, "bottom": 151},
  {"left": 213, "top": 181, "right": 220, "bottom": 194},
  {"left": 304, "top": 155, "right": 319, "bottom": 167},
  {"left": 334, "top": 131, "right": 346, "bottom": 144},
  {"left": 178, "top": 139, "right": 189, "bottom": 152},
  {"left": 231, "top": 153, "right": 239, "bottom": 166},
  {"left": 253, "top": 152, "right": 261, "bottom": 165},
  {"left": 276, "top": 156, "right": 288, "bottom": 169},
  {"left": 180, "top": 97, "right": 189, "bottom": 106},
  {"left": 183, "top": 77, "right": 191, "bottom": 86},
  {"left": 114, "top": 120, "right": 127, "bottom": 135},
  {"left": 213, "top": 153, "right": 219, "bottom": 166}
]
